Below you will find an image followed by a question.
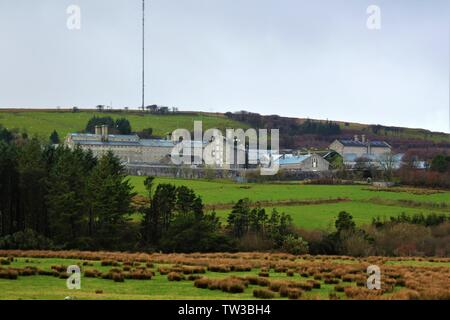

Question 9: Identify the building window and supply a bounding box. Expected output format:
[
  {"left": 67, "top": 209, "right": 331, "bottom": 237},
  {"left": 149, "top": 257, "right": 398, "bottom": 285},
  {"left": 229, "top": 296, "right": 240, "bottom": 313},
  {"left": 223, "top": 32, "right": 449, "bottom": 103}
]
[{"left": 312, "top": 157, "right": 318, "bottom": 168}]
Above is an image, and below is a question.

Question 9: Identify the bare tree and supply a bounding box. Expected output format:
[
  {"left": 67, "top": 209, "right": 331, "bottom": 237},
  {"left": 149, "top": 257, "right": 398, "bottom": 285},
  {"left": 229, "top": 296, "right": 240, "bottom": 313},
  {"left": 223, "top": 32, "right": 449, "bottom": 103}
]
[{"left": 378, "top": 152, "right": 396, "bottom": 181}]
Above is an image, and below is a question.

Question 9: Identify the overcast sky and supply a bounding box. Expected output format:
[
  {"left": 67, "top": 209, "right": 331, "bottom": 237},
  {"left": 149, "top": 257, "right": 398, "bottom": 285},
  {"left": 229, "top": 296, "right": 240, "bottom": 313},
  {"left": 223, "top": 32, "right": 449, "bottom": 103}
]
[{"left": 0, "top": 0, "right": 448, "bottom": 132}]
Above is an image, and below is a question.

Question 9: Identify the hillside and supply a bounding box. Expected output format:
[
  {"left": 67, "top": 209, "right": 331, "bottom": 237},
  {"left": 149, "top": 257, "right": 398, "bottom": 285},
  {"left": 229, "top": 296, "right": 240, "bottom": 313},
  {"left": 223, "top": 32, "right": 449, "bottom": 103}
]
[
  {"left": 224, "top": 111, "right": 450, "bottom": 154},
  {"left": 0, "top": 109, "right": 248, "bottom": 139},
  {"left": 0, "top": 109, "right": 449, "bottom": 154}
]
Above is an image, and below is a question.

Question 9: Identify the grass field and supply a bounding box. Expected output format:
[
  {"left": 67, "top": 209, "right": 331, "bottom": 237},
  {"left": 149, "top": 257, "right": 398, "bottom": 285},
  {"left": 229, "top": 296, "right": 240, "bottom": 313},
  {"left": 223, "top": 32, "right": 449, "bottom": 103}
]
[
  {"left": 129, "top": 177, "right": 450, "bottom": 229},
  {"left": 0, "top": 110, "right": 247, "bottom": 139},
  {"left": 0, "top": 251, "right": 448, "bottom": 300}
]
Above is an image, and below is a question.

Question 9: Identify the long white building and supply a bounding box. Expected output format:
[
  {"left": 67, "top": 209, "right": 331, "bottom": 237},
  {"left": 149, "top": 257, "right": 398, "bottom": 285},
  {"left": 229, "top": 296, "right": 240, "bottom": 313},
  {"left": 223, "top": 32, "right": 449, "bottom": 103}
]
[{"left": 65, "top": 125, "right": 175, "bottom": 164}]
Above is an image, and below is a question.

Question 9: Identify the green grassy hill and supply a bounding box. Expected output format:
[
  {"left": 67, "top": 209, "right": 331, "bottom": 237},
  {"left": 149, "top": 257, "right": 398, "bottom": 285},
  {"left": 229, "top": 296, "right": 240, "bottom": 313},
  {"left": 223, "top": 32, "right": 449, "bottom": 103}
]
[
  {"left": 1, "top": 109, "right": 448, "bottom": 144},
  {"left": 0, "top": 109, "right": 248, "bottom": 139}
]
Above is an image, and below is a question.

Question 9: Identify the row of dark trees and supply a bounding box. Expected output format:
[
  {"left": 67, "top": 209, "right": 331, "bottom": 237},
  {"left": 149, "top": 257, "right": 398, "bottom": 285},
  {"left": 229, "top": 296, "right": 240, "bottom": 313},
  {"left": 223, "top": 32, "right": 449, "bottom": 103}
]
[
  {"left": 85, "top": 116, "right": 157, "bottom": 139},
  {"left": 0, "top": 129, "right": 135, "bottom": 250},
  {"left": 138, "top": 179, "right": 301, "bottom": 253},
  {"left": 225, "top": 111, "right": 341, "bottom": 149},
  {"left": 85, "top": 116, "right": 132, "bottom": 135},
  {"left": 225, "top": 111, "right": 341, "bottom": 136}
]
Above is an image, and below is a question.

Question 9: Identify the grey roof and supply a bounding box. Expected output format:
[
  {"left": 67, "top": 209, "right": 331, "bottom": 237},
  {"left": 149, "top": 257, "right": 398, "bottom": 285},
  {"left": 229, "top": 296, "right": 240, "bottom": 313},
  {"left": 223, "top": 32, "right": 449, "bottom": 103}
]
[
  {"left": 72, "top": 137, "right": 208, "bottom": 149},
  {"left": 338, "top": 140, "right": 367, "bottom": 147},
  {"left": 70, "top": 133, "right": 140, "bottom": 140},
  {"left": 277, "top": 155, "right": 311, "bottom": 165},
  {"left": 141, "top": 139, "right": 175, "bottom": 147},
  {"left": 368, "top": 141, "right": 391, "bottom": 148},
  {"left": 338, "top": 139, "right": 390, "bottom": 148},
  {"left": 75, "top": 140, "right": 141, "bottom": 147}
]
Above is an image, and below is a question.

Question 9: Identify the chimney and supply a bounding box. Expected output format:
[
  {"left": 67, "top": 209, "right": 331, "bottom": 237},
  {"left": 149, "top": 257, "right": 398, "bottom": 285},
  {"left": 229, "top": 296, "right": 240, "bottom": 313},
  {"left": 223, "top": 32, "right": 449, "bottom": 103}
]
[
  {"left": 367, "top": 139, "right": 371, "bottom": 155},
  {"left": 361, "top": 134, "right": 366, "bottom": 143},
  {"left": 95, "top": 126, "right": 101, "bottom": 135},
  {"left": 101, "top": 125, "right": 108, "bottom": 142},
  {"left": 354, "top": 135, "right": 359, "bottom": 142}
]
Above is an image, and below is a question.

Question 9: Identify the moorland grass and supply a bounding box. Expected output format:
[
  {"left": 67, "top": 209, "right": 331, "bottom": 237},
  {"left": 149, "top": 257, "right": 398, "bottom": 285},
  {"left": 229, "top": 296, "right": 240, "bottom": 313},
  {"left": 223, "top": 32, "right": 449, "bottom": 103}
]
[{"left": 0, "top": 253, "right": 448, "bottom": 300}]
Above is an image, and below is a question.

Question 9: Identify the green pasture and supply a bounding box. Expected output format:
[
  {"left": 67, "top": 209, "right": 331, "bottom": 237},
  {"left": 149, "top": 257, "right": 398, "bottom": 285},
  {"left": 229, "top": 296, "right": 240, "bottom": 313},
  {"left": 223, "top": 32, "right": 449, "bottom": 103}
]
[
  {"left": 129, "top": 177, "right": 450, "bottom": 230},
  {"left": 215, "top": 202, "right": 446, "bottom": 230}
]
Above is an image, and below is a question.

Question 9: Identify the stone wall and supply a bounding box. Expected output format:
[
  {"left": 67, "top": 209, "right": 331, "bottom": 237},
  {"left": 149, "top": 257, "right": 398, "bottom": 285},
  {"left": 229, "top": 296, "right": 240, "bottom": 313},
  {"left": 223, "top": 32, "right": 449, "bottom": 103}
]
[{"left": 125, "top": 164, "right": 330, "bottom": 182}]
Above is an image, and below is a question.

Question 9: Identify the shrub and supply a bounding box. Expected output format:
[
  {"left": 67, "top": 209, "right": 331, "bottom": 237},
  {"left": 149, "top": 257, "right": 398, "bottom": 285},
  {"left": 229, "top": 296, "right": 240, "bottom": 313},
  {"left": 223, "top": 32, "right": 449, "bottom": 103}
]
[
  {"left": 391, "top": 289, "right": 420, "bottom": 300},
  {"left": 256, "top": 277, "right": 270, "bottom": 287},
  {"left": 101, "top": 272, "right": 113, "bottom": 280},
  {"left": 37, "top": 269, "right": 55, "bottom": 276},
  {"left": 8, "top": 270, "right": 18, "bottom": 280},
  {"left": 396, "top": 278, "right": 406, "bottom": 287},
  {"left": 168, "top": 272, "right": 184, "bottom": 281},
  {"left": 231, "top": 265, "right": 251, "bottom": 272},
  {"left": 334, "top": 285, "right": 345, "bottom": 292},
  {"left": 205, "top": 280, "right": 219, "bottom": 290},
  {"left": 194, "top": 277, "right": 210, "bottom": 289},
  {"left": 253, "top": 289, "right": 275, "bottom": 299},
  {"left": 287, "top": 288, "right": 302, "bottom": 300},
  {"left": 0, "top": 270, "right": 18, "bottom": 280},
  {"left": 275, "top": 266, "right": 288, "bottom": 273},
  {"left": 112, "top": 273, "right": 124, "bottom": 282},
  {"left": 258, "top": 272, "right": 269, "bottom": 277},
  {"left": 0, "top": 229, "right": 54, "bottom": 250},
  {"left": 84, "top": 270, "right": 100, "bottom": 278},
  {"left": 101, "top": 260, "right": 119, "bottom": 267},
  {"left": 279, "top": 286, "right": 289, "bottom": 297},
  {"left": 324, "top": 278, "right": 340, "bottom": 285},
  {"left": 158, "top": 267, "right": 170, "bottom": 275},
  {"left": 342, "top": 275, "right": 355, "bottom": 282},
  {"left": 18, "top": 268, "right": 37, "bottom": 276},
  {"left": 95, "top": 290, "right": 103, "bottom": 294},
  {"left": 344, "top": 287, "right": 383, "bottom": 299},
  {"left": 0, "top": 259, "right": 10, "bottom": 265},
  {"left": 51, "top": 265, "right": 67, "bottom": 273},
  {"left": 220, "top": 278, "right": 246, "bottom": 293},
  {"left": 307, "top": 280, "right": 321, "bottom": 289},
  {"left": 129, "top": 271, "right": 153, "bottom": 280},
  {"left": 286, "top": 270, "right": 294, "bottom": 277},
  {"left": 281, "top": 235, "right": 309, "bottom": 255},
  {"left": 269, "top": 280, "right": 291, "bottom": 292},
  {"left": 295, "top": 282, "right": 314, "bottom": 291},
  {"left": 244, "top": 276, "right": 258, "bottom": 285},
  {"left": 329, "top": 293, "right": 340, "bottom": 300}
]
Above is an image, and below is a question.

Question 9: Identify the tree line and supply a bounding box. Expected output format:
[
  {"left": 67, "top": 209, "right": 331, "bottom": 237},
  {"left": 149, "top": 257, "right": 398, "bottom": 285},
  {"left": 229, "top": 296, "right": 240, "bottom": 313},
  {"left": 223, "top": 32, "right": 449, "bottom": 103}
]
[
  {"left": 0, "top": 128, "right": 135, "bottom": 250},
  {"left": 85, "top": 116, "right": 157, "bottom": 139},
  {"left": 225, "top": 111, "right": 341, "bottom": 149}
]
